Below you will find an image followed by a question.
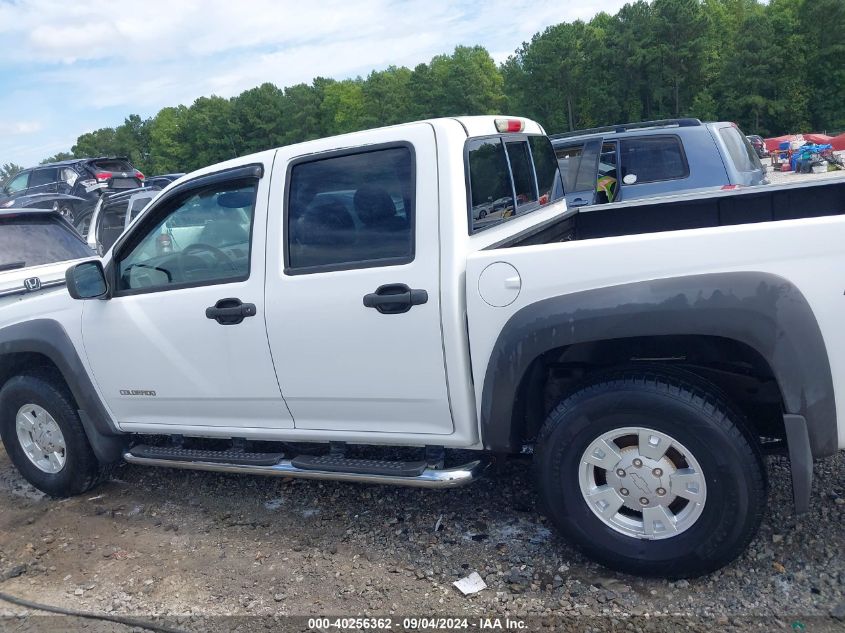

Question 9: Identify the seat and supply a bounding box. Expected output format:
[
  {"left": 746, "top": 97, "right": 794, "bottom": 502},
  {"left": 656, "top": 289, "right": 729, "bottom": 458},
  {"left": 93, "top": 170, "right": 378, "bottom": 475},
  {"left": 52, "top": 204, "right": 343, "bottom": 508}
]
[
  {"left": 353, "top": 185, "right": 408, "bottom": 232},
  {"left": 296, "top": 201, "right": 356, "bottom": 247},
  {"left": 198, "top": 211, "right": 249, "bottom": 247}
]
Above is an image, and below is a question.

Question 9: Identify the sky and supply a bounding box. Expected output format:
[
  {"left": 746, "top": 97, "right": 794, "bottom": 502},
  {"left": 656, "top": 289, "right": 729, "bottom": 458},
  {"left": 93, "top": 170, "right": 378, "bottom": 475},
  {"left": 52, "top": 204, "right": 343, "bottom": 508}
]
[{"left": 0, "top": 0, "right": 628, "bottom": 168}]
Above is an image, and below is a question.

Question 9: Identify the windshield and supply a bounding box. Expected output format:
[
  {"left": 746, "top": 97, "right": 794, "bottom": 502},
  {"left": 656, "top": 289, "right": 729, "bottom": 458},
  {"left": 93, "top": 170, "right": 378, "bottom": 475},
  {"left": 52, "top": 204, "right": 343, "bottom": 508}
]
[
  {"left": 89, "top": 159, "right": 134, "bottom": 172},
  {"left": 0, "top": 216, "right": 91, "bottom": 268}
]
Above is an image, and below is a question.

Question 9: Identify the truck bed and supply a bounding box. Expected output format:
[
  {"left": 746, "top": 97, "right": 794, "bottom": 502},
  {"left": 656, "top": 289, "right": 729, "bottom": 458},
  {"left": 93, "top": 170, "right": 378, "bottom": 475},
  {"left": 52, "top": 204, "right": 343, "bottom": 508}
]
[{"left": 493, "top": 179, "right": 845, "bottom": 248}]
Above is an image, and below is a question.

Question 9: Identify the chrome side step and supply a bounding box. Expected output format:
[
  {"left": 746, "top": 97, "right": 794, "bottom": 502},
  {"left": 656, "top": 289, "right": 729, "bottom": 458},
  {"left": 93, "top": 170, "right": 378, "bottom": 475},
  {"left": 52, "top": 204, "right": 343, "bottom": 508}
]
[{"left": 123, "top": 452, "right": 487, "bottom": 489}]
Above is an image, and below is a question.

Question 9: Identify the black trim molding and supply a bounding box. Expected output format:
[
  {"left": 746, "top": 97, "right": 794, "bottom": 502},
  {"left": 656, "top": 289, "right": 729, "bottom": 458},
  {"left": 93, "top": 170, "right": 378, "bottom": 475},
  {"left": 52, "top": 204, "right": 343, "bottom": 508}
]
[{"left": 0, "top": 319, "right": 126, "bottom": 461}]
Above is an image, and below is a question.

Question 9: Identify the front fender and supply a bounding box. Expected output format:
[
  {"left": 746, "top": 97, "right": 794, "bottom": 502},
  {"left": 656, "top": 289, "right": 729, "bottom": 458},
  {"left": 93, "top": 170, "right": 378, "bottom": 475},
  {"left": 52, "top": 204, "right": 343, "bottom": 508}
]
[{"left": 0, "top": 319, "right": 125, "bottom": 462}]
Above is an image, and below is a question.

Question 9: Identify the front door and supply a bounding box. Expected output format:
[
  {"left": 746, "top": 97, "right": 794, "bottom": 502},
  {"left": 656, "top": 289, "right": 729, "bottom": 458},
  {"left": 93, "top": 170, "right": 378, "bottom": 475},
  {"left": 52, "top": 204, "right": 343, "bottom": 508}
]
[
  {"left": 82, "top": 166, "right": 293, "bottom": 431},
  {"left": 265, "top": 125, "right": 453, "bottom": 435}
]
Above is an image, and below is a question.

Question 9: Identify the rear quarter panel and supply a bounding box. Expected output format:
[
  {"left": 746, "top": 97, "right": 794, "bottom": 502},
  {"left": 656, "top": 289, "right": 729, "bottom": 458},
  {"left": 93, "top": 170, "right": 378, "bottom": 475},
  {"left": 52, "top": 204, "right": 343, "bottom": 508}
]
[{"left": 466, "top": 215, "right": 845, "bottom": 450}]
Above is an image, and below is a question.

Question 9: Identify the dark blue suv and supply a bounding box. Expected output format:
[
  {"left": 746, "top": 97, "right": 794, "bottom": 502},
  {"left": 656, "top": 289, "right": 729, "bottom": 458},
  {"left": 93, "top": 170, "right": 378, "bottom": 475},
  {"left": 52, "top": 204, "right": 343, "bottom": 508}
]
[
  {"left": 551, "top": 119, "right": 767, "bottom": 208},
  {"left": 0, "top": 157, "right": 144, "bottom": 223}
]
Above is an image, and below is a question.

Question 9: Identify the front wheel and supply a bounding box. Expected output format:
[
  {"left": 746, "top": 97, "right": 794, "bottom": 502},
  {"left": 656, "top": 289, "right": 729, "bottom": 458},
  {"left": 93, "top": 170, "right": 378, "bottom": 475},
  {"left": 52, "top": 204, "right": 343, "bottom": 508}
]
[
  {"left": 534, "top": 370, "right": 766, "bottom": 578},
  {"left": 0, "top": 371, "right": 108, "bottom": 497}
]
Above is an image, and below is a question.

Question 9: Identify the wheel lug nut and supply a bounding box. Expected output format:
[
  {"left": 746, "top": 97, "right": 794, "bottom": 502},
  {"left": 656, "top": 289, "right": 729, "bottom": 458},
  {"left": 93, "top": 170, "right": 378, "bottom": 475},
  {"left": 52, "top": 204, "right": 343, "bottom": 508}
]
[
  {"left": 619, "top": 488, "right": 629, "bottom": 496},
  {"left": 633, "top": 458, "right": 643, "bottom": 468},
  {"left": 656, "top": 487, "right": 666, "bottom": 496},
  {"left": 640, "top": 497, "right": 649, "bottom": 505},
  {"left": 615, "top": 468, "right": 626, "bottom": 477},
  {"left": 652, "top": 468, "right": 663, "bottom": 477}
]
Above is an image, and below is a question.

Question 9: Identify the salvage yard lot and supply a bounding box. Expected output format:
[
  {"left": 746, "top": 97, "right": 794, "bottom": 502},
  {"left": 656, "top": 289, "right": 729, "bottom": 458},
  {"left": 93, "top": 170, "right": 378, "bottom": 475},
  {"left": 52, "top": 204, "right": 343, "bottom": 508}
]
[{"left": 1, "top": 445, "right": 844, "bottom": 630}]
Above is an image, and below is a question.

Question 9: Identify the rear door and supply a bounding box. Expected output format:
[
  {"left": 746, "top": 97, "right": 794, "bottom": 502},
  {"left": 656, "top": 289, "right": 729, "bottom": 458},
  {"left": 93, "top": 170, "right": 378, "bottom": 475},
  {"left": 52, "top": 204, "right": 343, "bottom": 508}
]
[
  {"left": 265, "top": 125, "right": 452, "bottom": 435},
  {"left": 617, "top": 135, "right": 691, "bottom": 200},
  {"left": 555, "top": 139, "right": 601, "bottom": 208},
  {"left": 27, "top": 168, "right": 58, "bottom": 196}
]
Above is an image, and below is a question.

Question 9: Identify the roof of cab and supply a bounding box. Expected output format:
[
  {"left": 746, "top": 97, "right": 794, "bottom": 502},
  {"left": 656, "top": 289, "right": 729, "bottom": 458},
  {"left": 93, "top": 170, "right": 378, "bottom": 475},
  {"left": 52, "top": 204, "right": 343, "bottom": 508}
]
[{"left": 180, "top": 115, "right": 546, "bottom": 182}]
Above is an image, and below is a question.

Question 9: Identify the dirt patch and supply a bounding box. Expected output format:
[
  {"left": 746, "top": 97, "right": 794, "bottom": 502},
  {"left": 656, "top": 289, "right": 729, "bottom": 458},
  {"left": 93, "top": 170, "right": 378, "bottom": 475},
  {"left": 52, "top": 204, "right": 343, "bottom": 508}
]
[{"left": 1, "top": 445, "right": 844, "bottom": 631}]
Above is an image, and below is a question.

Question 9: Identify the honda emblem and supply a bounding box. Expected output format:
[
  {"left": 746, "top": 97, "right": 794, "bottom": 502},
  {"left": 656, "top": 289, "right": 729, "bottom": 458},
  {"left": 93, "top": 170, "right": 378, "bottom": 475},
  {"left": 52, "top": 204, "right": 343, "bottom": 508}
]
[{"left": 23, "top": 277, "right": 41, "bottom": 292}]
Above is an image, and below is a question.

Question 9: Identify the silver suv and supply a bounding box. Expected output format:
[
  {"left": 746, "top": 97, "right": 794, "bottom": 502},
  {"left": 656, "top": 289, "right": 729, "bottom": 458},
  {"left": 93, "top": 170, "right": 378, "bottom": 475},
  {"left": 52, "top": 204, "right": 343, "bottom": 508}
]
[{"left": 551, "top": 119, "right": 768, "bottom": 208}]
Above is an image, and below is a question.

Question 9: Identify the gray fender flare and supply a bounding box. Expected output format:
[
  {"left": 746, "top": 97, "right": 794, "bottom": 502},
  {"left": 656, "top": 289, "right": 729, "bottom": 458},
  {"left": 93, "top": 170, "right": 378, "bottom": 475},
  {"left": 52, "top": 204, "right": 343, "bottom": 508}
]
[
  {"left": 480, "top": 271, "right": 837, "bottom": 461},
  {"left": 0, "top": 319, "right": 126, "bottom": 462}
]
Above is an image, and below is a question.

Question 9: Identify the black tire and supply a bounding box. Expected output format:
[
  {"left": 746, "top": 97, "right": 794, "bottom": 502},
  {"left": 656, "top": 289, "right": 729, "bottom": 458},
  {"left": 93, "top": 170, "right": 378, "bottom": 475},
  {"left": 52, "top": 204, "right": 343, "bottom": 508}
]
[
  {"left": 534, "top": 369, "right": 766, "bottom": 578},
  {"left": 0, "top": 370, "right": 108, "bottom": 497}
]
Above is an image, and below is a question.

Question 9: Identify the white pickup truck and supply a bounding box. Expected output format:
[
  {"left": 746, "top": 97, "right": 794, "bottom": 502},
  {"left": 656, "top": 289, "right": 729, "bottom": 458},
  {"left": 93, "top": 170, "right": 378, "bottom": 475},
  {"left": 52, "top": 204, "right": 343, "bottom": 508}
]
[{"left": 1, "top": 116, "right": 843, "bottom": 578}]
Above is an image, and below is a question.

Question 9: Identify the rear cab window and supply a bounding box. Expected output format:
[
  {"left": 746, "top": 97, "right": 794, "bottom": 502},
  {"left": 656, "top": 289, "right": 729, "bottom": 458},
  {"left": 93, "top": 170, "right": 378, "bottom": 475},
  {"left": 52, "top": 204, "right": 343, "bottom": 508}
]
[
  {"left": 0, "top": 215, "right": 91, "bottom": 269},
  {"left": 467, "top": 134, "right": 563, "bottom": 233}
]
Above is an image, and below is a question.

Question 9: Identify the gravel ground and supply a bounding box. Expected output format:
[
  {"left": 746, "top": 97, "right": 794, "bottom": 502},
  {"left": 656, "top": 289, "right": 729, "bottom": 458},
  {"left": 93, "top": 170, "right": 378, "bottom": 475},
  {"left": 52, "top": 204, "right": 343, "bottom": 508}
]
[{"left": 0, "top": 443, "right": 844, "bottom": 632}]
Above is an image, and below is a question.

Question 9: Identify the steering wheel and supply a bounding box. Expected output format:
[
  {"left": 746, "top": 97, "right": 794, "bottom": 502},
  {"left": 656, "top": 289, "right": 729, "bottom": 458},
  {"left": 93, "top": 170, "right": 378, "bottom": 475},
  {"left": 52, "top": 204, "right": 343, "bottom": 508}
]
[
  {"left": 182, "top": 243, "right": 231, "bottom": 264},
  {"left": 178, "top": 243, "right": 233, "bottom": 281}
]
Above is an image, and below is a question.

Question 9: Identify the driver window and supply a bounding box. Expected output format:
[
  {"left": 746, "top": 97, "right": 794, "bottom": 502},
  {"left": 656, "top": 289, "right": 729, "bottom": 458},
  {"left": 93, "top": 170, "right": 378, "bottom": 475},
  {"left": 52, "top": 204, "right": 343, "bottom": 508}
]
[
  {"left": 5, "top": 171, "right": 29, "bottom": 194},
  {"left": 117, "top": 180, "right": 256, "bottom": 292}
]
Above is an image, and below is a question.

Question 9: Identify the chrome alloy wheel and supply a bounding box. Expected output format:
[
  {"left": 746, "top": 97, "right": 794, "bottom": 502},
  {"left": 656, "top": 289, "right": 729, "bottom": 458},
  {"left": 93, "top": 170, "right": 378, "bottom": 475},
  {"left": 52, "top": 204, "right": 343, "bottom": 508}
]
[
  {"left": 15, "top": 404, "right": 67, "bottom": 474},
  {"left": 578, "top": 427, "right": 706, "bottom": 540}
]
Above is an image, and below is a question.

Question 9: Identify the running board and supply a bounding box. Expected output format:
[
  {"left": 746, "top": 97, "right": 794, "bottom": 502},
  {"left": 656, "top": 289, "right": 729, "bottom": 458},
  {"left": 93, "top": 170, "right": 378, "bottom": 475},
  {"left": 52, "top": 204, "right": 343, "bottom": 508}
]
[{"left": 123, "top": 450, "right": 486, "bottom": 489}]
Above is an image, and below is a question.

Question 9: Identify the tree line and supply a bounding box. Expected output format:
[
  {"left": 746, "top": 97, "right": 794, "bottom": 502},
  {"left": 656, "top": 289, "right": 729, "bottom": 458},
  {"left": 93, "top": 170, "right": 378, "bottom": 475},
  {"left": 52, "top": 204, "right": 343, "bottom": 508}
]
[{"left": 5, "top": 0, "right": 843, "bottom": 179}]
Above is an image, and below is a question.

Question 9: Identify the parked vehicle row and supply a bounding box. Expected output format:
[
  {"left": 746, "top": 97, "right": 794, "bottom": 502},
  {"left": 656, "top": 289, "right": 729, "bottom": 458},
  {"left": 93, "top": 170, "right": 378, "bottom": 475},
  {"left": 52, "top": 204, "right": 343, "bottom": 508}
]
[
  {"left": 0, "top": 115, "right": 842, "bottom": 581},
  {"left": 80, "top": 187, "right": 162, "bottom": 254},
  {"left": 0, "top": 157, "right": 144, "bottom": 223}
]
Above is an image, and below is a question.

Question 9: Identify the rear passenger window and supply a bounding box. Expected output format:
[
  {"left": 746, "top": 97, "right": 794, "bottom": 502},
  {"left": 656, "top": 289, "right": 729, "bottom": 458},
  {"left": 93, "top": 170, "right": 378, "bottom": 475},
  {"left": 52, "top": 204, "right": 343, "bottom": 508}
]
[
  {"left": 286, "top": 146, "right": 414, "bottom": 273},
  {"left": 619, "top": 136, "right": 688, "bottom": 184},
  {"left": 29, "top": 168, "right": 57, "bottom": 187}
]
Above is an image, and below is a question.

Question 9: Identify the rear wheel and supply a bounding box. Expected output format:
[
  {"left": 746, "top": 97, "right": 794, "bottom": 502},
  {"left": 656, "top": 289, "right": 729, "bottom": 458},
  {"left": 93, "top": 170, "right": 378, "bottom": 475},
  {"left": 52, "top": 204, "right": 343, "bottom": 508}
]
[
  {"left": 534, "top": 369, "right": 766, "bottom": 578},
  {"left": 0, "top": 371, "right": 108, "bottom": 497}
]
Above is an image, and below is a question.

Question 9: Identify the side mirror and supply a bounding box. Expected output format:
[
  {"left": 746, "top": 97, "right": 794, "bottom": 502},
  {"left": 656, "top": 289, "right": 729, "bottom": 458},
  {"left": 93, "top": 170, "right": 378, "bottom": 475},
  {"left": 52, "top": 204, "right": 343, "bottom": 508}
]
[{"left": 66, "top": 260, "right": 109, "bottom": 300}]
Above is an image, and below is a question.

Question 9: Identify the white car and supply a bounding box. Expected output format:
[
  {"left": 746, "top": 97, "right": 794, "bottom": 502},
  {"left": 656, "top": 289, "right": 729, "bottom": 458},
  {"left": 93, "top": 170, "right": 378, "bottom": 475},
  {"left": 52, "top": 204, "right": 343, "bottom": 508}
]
[
  {"left": 1, "top": 116, "right": 844, "bottom": 579},
  {"left": 0, "top": 208, "right": 94, "bottom": 301}
]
